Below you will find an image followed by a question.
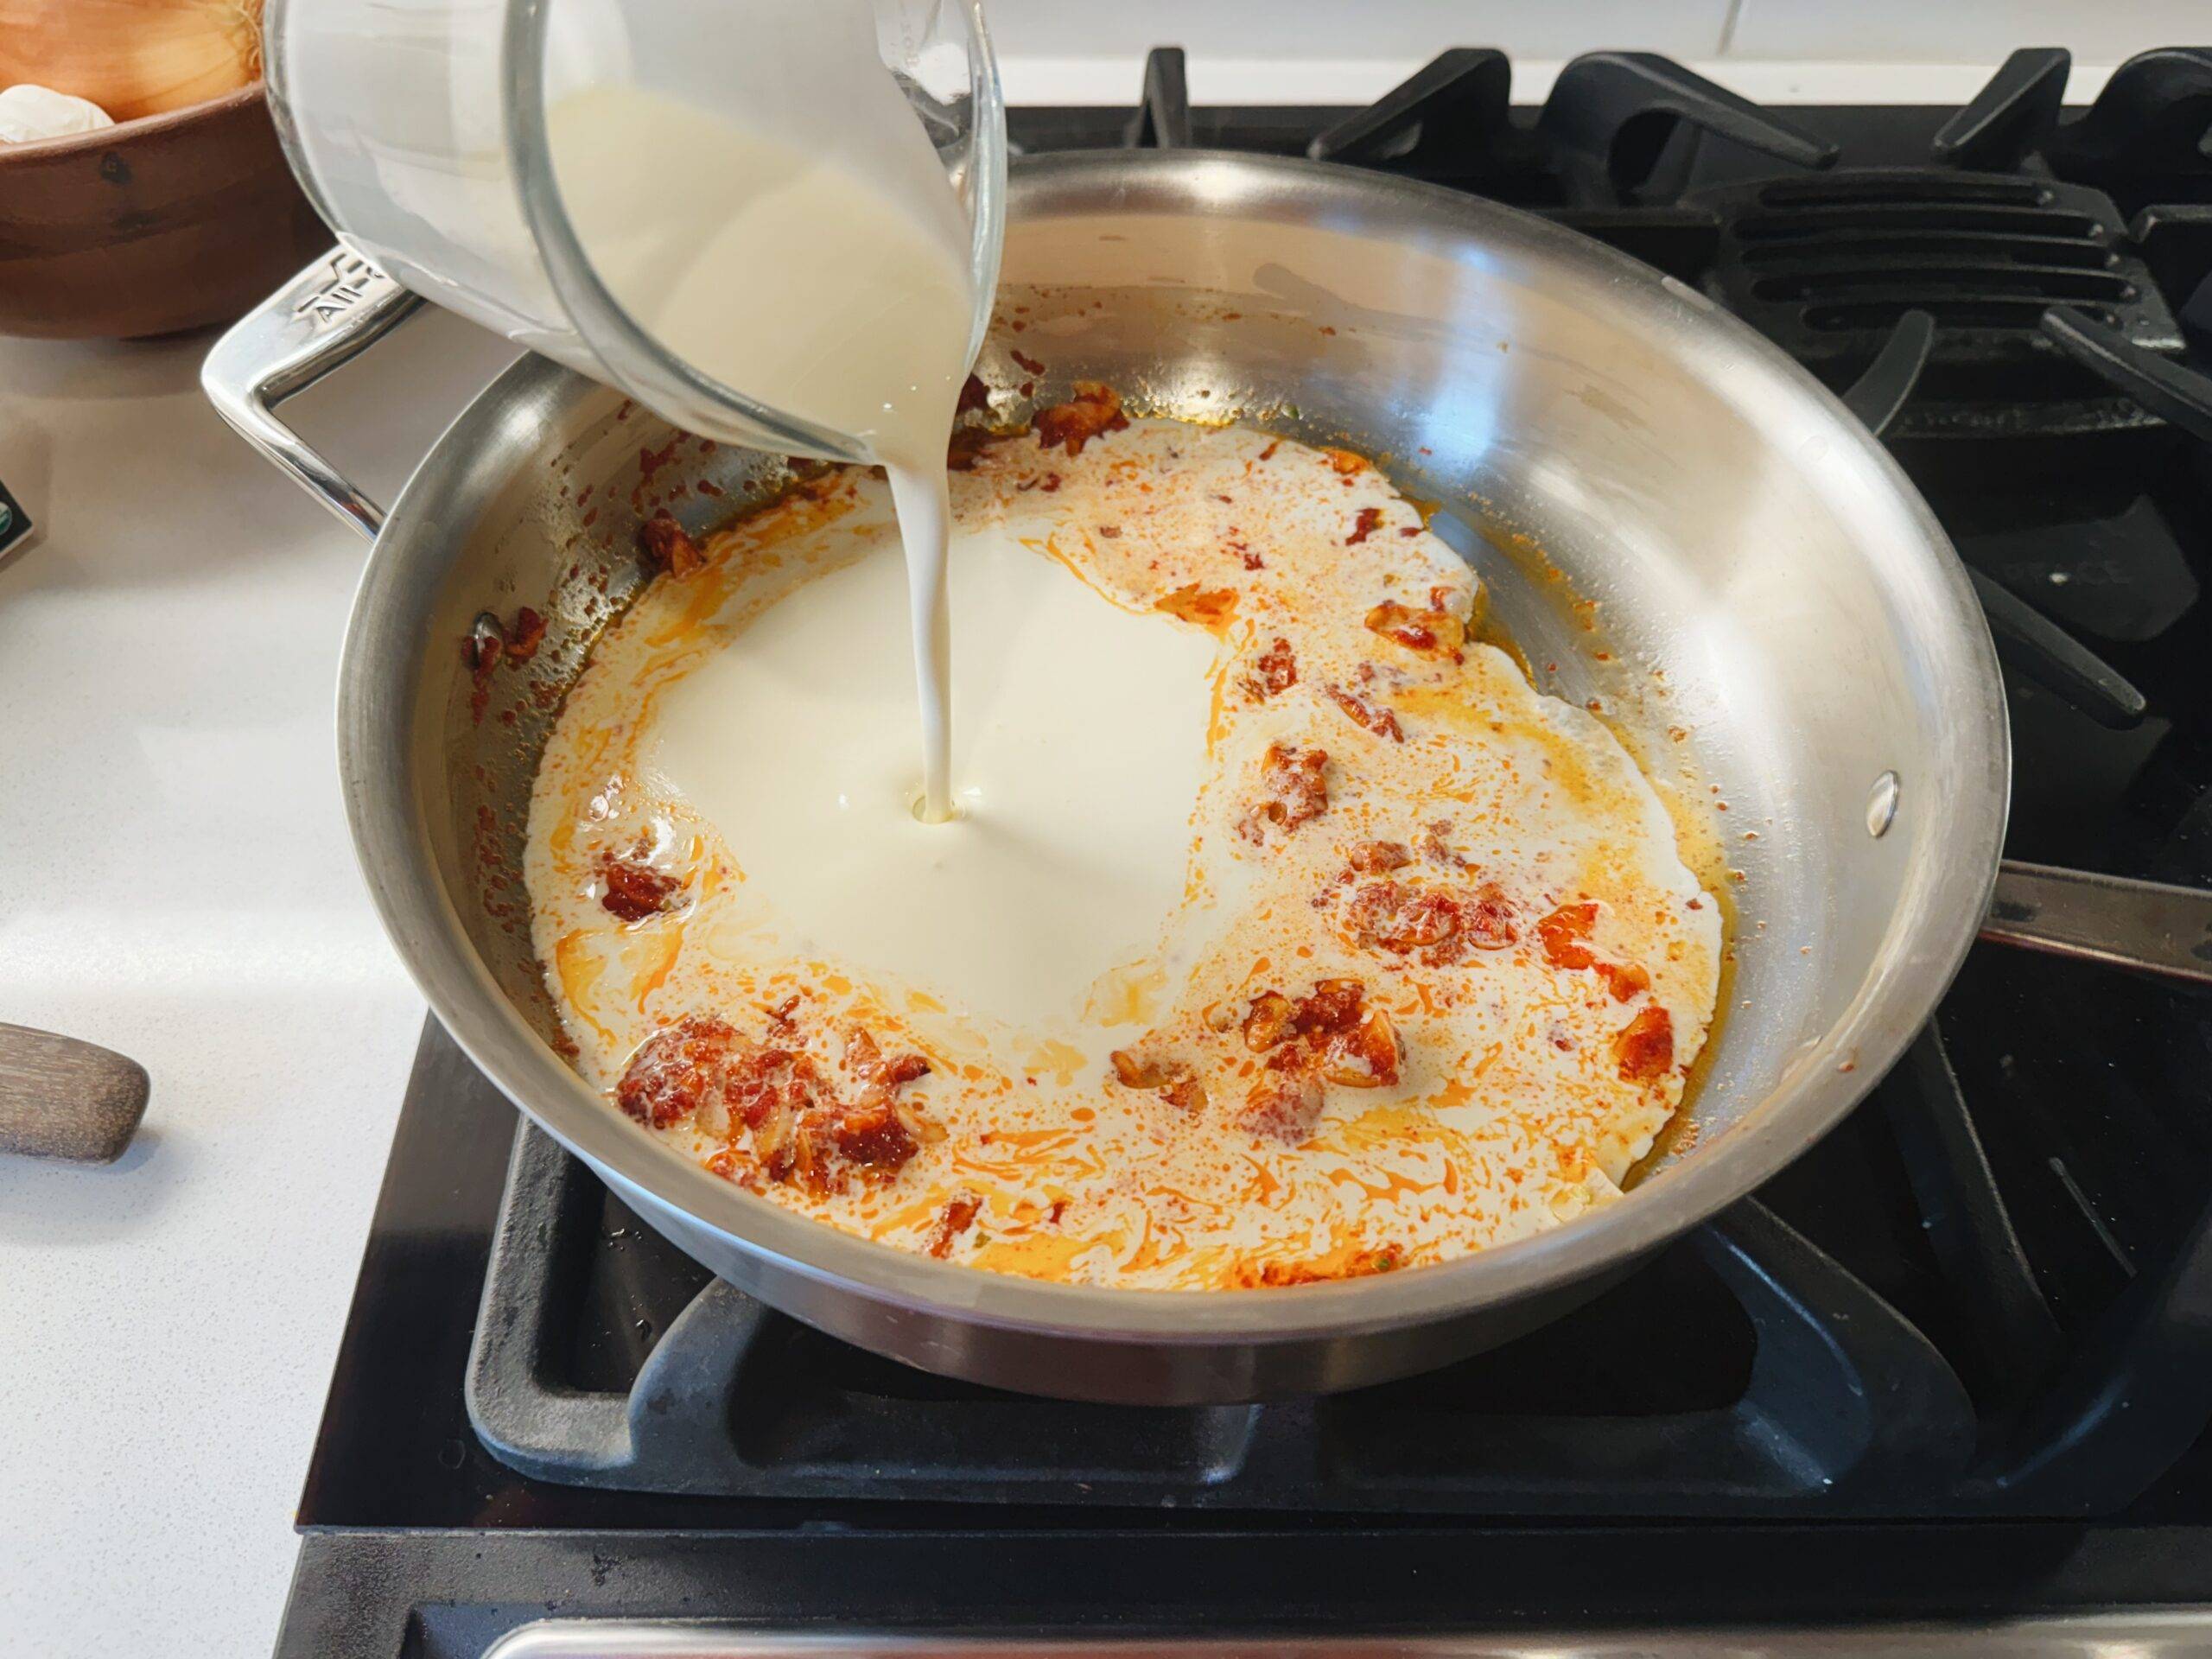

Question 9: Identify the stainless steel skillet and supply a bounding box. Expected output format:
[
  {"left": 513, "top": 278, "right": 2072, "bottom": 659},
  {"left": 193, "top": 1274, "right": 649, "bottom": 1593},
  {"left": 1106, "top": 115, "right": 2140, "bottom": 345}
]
[{"left": 206, "top": 150, "right": 2212, "bottom": 1403}]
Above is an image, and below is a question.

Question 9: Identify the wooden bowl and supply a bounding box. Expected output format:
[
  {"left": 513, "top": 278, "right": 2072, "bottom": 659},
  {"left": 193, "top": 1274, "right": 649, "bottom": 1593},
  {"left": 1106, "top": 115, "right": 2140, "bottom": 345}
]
[{"left": 0, "top": 81, "right": 331, "bottom": 340}]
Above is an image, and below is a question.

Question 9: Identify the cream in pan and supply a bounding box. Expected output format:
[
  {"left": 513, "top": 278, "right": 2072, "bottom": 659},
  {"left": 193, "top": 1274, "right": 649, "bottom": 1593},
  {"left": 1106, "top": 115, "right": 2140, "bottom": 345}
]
[{"left": 525, "top": 412, "right": 1723, "bottom": 1289}]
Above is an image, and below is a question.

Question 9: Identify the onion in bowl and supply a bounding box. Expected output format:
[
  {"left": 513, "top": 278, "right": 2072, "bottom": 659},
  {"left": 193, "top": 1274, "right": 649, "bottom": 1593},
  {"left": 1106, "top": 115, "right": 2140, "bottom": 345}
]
[{"left": 0, "top": 0, "right": 263, "bottom": 124}]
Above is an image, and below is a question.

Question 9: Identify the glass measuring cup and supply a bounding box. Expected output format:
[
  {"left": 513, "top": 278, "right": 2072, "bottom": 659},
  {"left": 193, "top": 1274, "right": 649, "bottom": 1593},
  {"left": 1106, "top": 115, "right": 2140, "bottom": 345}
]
[{"left": 262, "top": 0, "right": 1005, "bottom": 465}]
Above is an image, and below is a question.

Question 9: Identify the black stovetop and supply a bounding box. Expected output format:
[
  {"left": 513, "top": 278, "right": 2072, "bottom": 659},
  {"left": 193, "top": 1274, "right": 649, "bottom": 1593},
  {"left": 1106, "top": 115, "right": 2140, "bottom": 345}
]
[{"left": 277, "top": 48, "right": 2212, "bottom": 1659}]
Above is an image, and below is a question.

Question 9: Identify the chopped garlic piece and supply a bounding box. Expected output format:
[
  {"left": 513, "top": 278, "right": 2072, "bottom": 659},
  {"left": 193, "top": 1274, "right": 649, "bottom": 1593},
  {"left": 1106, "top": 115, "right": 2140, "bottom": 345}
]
[{"left": 0, "top": 84, "right": 116, "bottom": 144}]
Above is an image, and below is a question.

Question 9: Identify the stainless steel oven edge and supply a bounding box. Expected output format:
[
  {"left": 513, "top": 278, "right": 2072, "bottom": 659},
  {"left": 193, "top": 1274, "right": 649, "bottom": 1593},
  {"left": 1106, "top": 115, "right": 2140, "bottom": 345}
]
[{"left": 482, "top": 1618, "right": 2212, "bottom": 1658}]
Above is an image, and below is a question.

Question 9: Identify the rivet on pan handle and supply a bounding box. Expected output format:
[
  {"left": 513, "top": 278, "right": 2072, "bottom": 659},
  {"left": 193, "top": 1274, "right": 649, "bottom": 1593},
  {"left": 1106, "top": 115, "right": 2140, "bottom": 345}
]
[{"left": 201, "top": 249, "right": 426, "bottom": 541}]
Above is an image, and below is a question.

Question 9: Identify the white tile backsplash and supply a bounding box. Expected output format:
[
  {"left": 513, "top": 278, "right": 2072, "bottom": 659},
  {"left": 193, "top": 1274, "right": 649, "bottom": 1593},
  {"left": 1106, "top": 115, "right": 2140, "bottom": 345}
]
[
  {"left": 985, "top": 2, "right": 2195, "bottom": 106},
  {"left": 1725, "top": 0, "right": 2204, "bottom": 62},
  {"left": 984, "top": 0, "right": 1734, "bottom": 66}
]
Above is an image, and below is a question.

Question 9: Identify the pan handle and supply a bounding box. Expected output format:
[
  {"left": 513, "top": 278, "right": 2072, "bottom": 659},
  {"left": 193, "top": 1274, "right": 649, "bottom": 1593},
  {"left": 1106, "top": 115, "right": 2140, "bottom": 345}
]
[
  {"left": 1985, "top": 860, "right": 2212, "bottom": 986},
  {"left": 201, "top": 248, "right": 425, "bottom": 542}
]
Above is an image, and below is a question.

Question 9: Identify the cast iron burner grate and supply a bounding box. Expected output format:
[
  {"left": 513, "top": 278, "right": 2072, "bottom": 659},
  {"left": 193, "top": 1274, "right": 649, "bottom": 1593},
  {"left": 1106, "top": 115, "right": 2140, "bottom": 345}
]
[
  {"left": 1692, "top": 172, "right": 2178, "bottom": 409},
  {"left": 1932, "top": 47, "right": 2212, "bottom": 216},
  {"left": 1280, "top": 42, "right": 2212, "bottom": 439}
]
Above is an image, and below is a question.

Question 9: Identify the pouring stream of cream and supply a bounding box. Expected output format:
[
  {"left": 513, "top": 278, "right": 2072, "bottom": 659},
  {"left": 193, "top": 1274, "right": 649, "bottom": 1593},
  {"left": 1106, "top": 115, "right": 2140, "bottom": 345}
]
[{"left": 545, "top": 74, "right": 977, "bottom": 821}]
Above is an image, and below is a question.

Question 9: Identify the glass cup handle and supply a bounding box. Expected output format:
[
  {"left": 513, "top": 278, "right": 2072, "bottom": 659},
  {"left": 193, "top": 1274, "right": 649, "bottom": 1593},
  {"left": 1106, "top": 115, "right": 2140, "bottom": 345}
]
[{"left": 202, "top": 249, "right": 426, "bottom": 542}]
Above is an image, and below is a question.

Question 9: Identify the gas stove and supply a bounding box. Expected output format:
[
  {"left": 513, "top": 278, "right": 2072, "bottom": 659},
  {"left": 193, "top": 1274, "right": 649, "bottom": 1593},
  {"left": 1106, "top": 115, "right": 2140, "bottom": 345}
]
[{"left": 276, "top": 47, "right": 2212, "bottom": 1658}]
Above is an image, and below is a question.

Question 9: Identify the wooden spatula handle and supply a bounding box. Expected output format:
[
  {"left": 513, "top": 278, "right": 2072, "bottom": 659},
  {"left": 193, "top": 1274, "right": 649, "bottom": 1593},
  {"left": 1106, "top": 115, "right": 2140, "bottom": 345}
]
[{"left": 0, "top": 1022, "right": 149, "bottom": 1163}]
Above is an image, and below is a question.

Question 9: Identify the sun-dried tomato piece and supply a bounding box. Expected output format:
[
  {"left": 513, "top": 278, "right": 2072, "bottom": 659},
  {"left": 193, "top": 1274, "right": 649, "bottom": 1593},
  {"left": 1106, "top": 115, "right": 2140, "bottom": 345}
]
[
  {"left": 927, "top": 1193, "right": 982, "bottom": 1257},
  {"left": 640, "top": 509, "right": 705, "bottom": 577},
  {"left": 1536, "top": 902, "right": 1599, "bottom": 970},
  {"left": 1033, "top": 381, "right": 1129, "bottom": 457},
  {"left": 801, "top": 1039, "right": 936, "bottom": 1191},
  {"left": 1154, "top": 584, "right": 1238, "bottom": 631},
  {"left": 1421, "top": 820, "right": 1470, "bottom": 869},
  {"left": 843, "top": 1026, "right": 882, "bottom": 1072},
  {"left": 1346, "top": 505, "right": 1383, "bottom": 545},
  {"left": 726, "top": 1045, "right": 827, "bottom": 1131},
  {"left": 1241, "top": 1048, "right": 1325, "bottom": 1144},
  {"left": 1347, "top": 880, "right": 1516, "bottom": 963},
  {"left": 1365, "top": 601, "right": 1465, "bottom": 661},
  {"left": 829, "top": 1096, "right": 918, "bottom": 1171},
  {"left": 1109, "top": 1048, "right": 1183, "bottom": 1090},
  {"left": 751, "top": 1103, "right": 799, "bottom": 1180},
  {"left": 622, "top": 1012, "right": 931, "bottom": 1193},
  {"left": 1347, "top": 839, "right": 1412, "bottom": 874},
  {"left": 1321, "top": 1009, "right": 1400, "bottom": 1089},
  {"left": 505, "top": 607, "right": 548, "bottom": 663},
  {"left": 956, "top": 372, "right": 991, "bottom": 415},
  {"left": 1346, "top": 880, "right": 1457, "bottom": 953},
  {"left": 1243, "top": 991, "right": 1297, "bottom": 1052},
  {"left": 1616, "top": 1007, "right": 1675, "bottom": 1081},
  {"left": 1247, "top": 1247, "right": 1401, "bottom": 1287},
  {"left": 1160, "top": 1076, "right": 1209, "bottom": 1114},
  {"left": 1242, "top": 637, "right": 1297, "bottom": 702},
  {"left": 1292, "top": 978, "right": 1365, "bottom": 1038},
  {"left": 1238, "top": 742, "right": 1329, "bottom": 842},
  {"left": 616, "top": 1015, "right": 741, "bottom": 1129},
  {"left": 1595, "top": 960, "right": 1652, "bottom": 1002},
  {"left": 600, "top": 853, "right": 680, "bottom": 922},
  {"left": 880, "top": 1052, "right": 931, "bottom": 1089},
  {"left": 1452, "top": 886, "right": 1518, "bottom": 955},
  {"left": 1109, "top": 1047, "right": 1206, "bottom": 1114},
  {"left": 1011, "top": 348, "right": 1046, "bottom": 375},
  {"left": 1535, "top": 902, "right": 1648, "bottom": 1000},
  {"left": 1233, "top": 980, "right": 1400, "bottom": 1138},
  {"left": 844, "top": 1026, "right": 931, "bottom": 1096},
  {"left": 1326, "top": 683, "right": 1402, "bottom": 741},
  {"left": 1290, "top": 981, "right": 1397, "bottom": 1087}
]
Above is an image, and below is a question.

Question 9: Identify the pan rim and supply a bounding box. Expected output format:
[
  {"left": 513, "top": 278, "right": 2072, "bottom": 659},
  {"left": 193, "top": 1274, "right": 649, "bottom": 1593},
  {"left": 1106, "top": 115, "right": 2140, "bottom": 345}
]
[{"left": 337, "top": 148, "right": 2009, "bottom": 1349}]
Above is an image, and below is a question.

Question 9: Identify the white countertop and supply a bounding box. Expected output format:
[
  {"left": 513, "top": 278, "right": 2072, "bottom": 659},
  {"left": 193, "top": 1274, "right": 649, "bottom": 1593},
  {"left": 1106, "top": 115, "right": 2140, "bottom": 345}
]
[
  {"left": 0, "top": 33, "right": 2175, "bottom": 1656},
  {"left": 0, "top": 310, "right": 520, "bottom": 1657}
]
